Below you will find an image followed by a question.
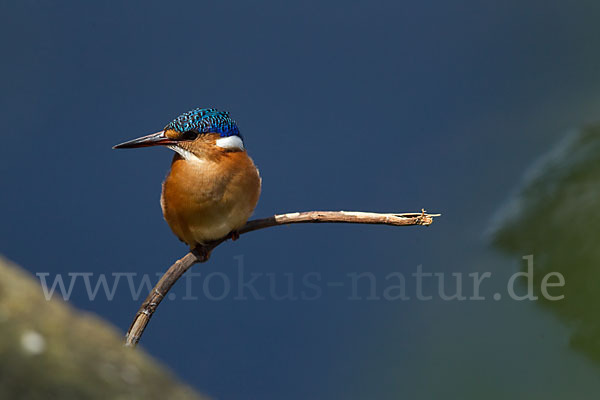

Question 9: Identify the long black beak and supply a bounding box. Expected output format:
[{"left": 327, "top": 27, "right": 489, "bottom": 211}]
[{"left": 113, "top": 131, "right": 176, "bottom": 149}]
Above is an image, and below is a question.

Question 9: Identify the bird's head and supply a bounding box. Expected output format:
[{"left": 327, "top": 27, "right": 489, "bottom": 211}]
[{"left": 113, "top": 108, "right": 245, "bottom": 159}]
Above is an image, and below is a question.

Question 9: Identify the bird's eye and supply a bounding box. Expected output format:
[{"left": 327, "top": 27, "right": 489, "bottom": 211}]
[{"left": 180, "top": 130, "right": 197, "bottom": 141}]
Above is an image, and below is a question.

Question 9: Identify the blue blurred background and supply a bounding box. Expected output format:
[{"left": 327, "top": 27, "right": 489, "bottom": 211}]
[{"left": 2, "top": 1, "right": 600, "bottom": 398}]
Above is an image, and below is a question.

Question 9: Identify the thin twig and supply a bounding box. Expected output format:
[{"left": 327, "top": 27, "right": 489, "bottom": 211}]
[{"left": 124, "top": 209, "right": 440, "bottom": 347}]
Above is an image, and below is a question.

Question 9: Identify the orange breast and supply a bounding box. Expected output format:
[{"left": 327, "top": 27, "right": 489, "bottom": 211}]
[{"left": 160, "top": 148, "right": 261, "bottom": 246}]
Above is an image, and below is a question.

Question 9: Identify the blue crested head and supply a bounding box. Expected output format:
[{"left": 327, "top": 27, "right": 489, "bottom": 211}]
[{"left": 164, "top": 108, "right": 241, "bottom": 138}]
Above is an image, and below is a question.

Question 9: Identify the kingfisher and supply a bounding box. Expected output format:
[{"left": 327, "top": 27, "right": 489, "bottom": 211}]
[{"left": 113, "top": 108, "right": 261, "bottom": 251}]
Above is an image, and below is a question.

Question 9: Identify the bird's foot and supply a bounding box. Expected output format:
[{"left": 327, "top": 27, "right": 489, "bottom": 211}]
[
  {"left": 229, "top": 230, "right": 240, "bottom": 241},
  {"left": 192, "top": 245, "right": 211, "bottom": 262}
]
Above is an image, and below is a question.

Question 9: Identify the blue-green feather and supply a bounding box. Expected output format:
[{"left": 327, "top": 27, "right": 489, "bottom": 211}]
[{"left": 165, "top": 108, "right": 240, "bottom": 137}]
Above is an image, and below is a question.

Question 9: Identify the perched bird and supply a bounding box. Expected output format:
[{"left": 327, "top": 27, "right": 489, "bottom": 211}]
[{"left": 114, "top": 108, "right": 261, "bottom": 252}]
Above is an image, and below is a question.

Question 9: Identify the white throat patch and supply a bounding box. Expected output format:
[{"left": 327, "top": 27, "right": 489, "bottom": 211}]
[
  {"left": 167, "top": 145, "right": 204, "bottom": 162},
  {"left": 216, "top": 135, "right": 245, "bottom": 151}
]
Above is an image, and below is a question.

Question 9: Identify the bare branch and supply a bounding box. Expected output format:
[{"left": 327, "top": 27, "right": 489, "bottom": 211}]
[{"left": 124, "top": 209, "right": 440, "bottom": 347}]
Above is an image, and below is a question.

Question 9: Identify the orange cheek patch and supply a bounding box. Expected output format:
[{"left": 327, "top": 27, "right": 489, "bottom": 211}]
[{"left": 164, "top": 129, "right": 181, "bottom": 140}]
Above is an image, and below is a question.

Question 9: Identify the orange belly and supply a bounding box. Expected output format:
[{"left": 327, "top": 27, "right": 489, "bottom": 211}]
[{"left": 160, "top": 150, "right": 261, "bottom": 246}]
